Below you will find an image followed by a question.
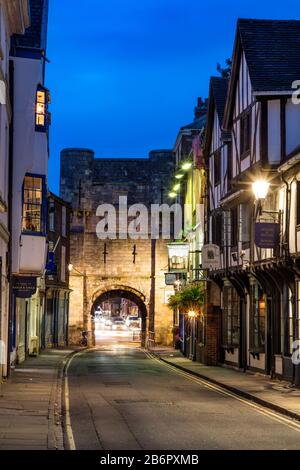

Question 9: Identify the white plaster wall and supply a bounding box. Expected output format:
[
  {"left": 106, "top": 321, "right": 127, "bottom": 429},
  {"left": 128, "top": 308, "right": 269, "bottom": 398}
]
[
  {"left": 286, "top": 99, "right": 300, "bottom": 155},
  {"left": 268, "top": 100, "right": 281, "bottom": 164},
  {"left": 11, "top": 56, "right": 48, "bottom": 274}
]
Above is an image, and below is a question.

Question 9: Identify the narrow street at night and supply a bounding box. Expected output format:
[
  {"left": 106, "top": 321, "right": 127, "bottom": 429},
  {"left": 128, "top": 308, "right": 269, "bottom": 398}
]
[
  {"left": 4, "top": 0, "right": 300, "bottom": 462},
  {"left": 66, "top": 344, "right": 300, "bottom": 451}
]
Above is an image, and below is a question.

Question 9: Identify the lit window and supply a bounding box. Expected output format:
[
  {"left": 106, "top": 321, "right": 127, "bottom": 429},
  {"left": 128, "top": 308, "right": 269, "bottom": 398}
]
[
  {"left": 35, "top": 85, "right": 49, "bottom": 131},
  {"left": 22, "top": 175, "right": 45, "bottom": 234}
]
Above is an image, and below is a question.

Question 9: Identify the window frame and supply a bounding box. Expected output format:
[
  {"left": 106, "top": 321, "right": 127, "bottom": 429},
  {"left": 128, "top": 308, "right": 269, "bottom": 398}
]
[
  {"left": 250, "top": 284, "right": 266, "bottom": 352},
  {"left": 212, "top": 211, "right": 223, "bottom": 249},
  {"left": 231, "top": 207, "right": 238, "bottom": 248},
  {"left": 61, "top": 206, "right": 67, "bottom": 238},
  {"left": 49, "top": 199, "right": 55, "bottom": 232},
  {"left": 61, "top": 245, "right": 66, "bottom": 283},
  {"left": 214, "top": 149, "right": 221, "bottom": 186},
  {"left": 35, "top": 84, "right": 49, "bottom": 133},
  {"left": 222, "top": 285, "right": 240, "bottom": 348},
  {"left": 240, "top": 111, "right": 251, "bottom": 159},
  {"left": 22, "top": 173, "right": 47, "bottom": 236}
]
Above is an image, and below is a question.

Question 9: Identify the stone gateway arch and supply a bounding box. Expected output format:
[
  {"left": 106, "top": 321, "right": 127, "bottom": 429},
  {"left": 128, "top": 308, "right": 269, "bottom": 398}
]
[{"left": 60, "top": 148, "right": 176, "bottom": 347}]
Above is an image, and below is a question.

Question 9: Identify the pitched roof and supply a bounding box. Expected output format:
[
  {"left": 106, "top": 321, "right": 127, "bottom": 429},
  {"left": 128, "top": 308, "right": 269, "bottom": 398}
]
[
  {"left": 12, "top": 0, "right": 49, "bottom": 51},
  {"left": 210, "top": 77, "right": 229, "bottom": 123},
  {"left": 203, "top": 77, "right": 229, "bottom": 157},
  {"left": 181, "top": 114, "right": 207, "bottom": 131},
  {"left": 238, "top": 18, "right": 300, "bottom": 93}
]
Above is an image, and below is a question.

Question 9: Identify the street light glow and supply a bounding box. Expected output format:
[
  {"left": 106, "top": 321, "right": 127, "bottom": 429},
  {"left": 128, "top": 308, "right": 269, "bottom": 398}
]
[
  {"left": 68, "top": 263, "right": 74, "bottom": 272},
  {"left": 168, "top": 191, "right": 177, "bottom": 198},
  {"left": 188, "top": 310, "right": 196, "bottom": 318},
  {"left": 175, "top": 173, "right": 184, "bottom": 180},
  {"left": 182, "top": 161, "right": 193, "bottom": 171},
  {"left": 173, "top": 183, "right": 180, "bottom": 191},
  {"left": 252, "top": 180, "right": 270, "bottom": 200}
]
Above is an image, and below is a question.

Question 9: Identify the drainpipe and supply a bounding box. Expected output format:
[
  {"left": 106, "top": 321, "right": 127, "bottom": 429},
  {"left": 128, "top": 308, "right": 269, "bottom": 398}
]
[
  {"left": 278, "top": 170, "right": 299, "bottom": 384},
  {"left": 280, "top": 173, "right": 291, "bottom": 259},
  {"left": 7, "top": 60, "right": 15, "bottom": 375}
]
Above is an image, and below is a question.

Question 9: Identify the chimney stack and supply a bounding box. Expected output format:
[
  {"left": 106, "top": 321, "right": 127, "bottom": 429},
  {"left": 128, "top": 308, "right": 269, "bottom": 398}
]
[{"left": 194, "top": 97, "right": 208, "bottom": 119}]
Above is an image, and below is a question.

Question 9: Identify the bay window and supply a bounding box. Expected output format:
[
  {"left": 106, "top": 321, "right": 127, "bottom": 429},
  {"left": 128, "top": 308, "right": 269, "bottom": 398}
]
[{"left": 22, "top": 174, "right": 46, "bottom": 235}]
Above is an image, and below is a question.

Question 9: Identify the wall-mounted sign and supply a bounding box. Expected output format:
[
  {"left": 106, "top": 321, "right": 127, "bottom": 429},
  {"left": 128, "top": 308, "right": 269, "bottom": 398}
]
[
  {"left": 165, "top": 273, "right": 177, "bottom": 286},
  {"left": 202, "top": 244, "right": 221, "bottom": 270},
  {"left": 167, "top": 243, "right": 189, "bottom": 271},
  {"left": 12, "top": 276, "right": 37, "bottom": 299},
  {"left": 45, "top": 252, "right": 57, "bottom": 275},
  {"left": 255, "top": 223, "right": 280, "bottom": 249}
]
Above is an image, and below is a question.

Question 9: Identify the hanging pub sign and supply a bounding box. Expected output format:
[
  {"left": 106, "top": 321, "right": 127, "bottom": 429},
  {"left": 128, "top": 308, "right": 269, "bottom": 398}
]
[
  {"left": 45, "top": 252, "right": 57, "bottom": 275},
  {"left": 255, "top": 223, "right": 280, "bottom": 249},
  {"left": 202, "top": 244, "right": 221, "bottom": 270},
  {"left": 165, "top": 273, "right": 177, "bottom": 286},
  {"left": 12, "top": 276, "right": 37, "bottom": 299}
]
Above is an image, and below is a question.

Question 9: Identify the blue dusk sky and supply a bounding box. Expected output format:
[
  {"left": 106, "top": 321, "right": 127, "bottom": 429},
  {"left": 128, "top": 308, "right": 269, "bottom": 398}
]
[{"left": 46, "top": 0, "right": 300, "bottom": 194}]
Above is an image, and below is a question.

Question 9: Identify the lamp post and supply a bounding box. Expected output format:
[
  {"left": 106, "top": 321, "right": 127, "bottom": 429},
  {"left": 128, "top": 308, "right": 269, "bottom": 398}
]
[
  {"left": 68, "top": 264, "right": 89, "bottom": 344},
  {"left": 188, "top": 310, "right": 197, "bottom": 360}
]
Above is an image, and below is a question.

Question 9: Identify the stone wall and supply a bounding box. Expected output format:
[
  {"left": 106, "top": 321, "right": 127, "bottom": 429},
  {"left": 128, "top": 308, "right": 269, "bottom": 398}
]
[{"left": 61, "top": 148, "right": 175, "bottom": 346}]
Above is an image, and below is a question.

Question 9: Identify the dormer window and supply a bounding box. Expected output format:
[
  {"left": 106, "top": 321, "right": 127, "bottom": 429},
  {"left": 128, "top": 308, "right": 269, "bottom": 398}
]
[{"left": 35, "top": 85, "right": 49, "bottom": 132}]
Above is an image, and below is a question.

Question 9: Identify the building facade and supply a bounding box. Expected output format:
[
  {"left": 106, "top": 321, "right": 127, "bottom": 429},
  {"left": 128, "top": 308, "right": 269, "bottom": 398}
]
[
  {"left": 9, "top": 0, "right": 50, "bottom": 365},
  {"left": 166, "top": 98, "right": 221, "bottom": 365},
  {"left": 44, "top": 193, "right": 71, "bottom": 348},
  {"left": 0, "top": 0, "right": 30, "bottom": 377},
  {"left": 60, "top": 148, "right": 175, "bottom": 347},
  {"left": 205, "top": 19, "right": 300, "bottom": 383}
]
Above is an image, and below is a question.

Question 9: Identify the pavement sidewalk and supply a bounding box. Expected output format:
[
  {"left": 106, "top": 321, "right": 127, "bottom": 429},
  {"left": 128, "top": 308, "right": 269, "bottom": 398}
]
[
  {"left": 0, "top": 348, "right": 76, "bottom": 450},
  {"left": 150, "top": 347, "right": 300, "bottom": 421}
]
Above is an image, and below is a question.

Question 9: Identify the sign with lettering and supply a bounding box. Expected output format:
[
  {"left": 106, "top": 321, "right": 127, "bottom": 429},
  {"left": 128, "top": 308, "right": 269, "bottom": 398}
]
[
  {"left": 12, "top": 276, "right": 37, "bottom": 299},
  {"left": 255, "top": 223, "right": 280, "bottom": 249},
  {"left": 202, "top": 244, "right": 221, "bottom": 270}
]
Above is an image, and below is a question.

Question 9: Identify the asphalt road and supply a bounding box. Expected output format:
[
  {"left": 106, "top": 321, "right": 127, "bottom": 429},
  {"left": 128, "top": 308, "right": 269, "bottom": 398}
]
[{"left": 66, "top": 343, "right": 300, "bottom": 450}]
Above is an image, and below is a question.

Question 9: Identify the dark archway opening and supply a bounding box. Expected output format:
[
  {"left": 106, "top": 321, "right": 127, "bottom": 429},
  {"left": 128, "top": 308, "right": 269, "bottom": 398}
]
[{"left": 91, "top": 289, "right": 147, "bottom": 346}]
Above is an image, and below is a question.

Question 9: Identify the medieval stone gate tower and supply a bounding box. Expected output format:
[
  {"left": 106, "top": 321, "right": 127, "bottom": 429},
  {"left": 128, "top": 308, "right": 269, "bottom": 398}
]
[{"left": 60, "top": 148, "right": 175, "bottom": 346}]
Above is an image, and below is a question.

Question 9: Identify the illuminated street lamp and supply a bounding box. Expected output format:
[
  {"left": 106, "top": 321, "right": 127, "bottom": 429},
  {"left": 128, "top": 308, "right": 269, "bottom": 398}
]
[
  {"left": 252, "top": 179, "right": 270, "bottom": 200},
  {"left": 175, "top": 173, "right": 184, "bottom": 180},
  {"left": 168, "top": 191, "right": 177, "bottom": 198},
  {"left": 182, "top": 161, "right": 193, "bottom": 171},
  {"left": 173, "top": 183, "right": 181, "bottom": 192},
  {"left": 188, "top": 310, "right": 196, "bottom": 318}
]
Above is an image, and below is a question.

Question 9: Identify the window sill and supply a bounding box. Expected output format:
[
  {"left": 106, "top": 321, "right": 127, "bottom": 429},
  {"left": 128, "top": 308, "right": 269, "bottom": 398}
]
[
  {"left": 249, "top": 348, "right": 264, "bottom": 359},
  {"left": 222, "top": 345, "right": 238, "bottom": 354},
  {"left": 21, "top": 231, "right": 46, "bottom": 237}
]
